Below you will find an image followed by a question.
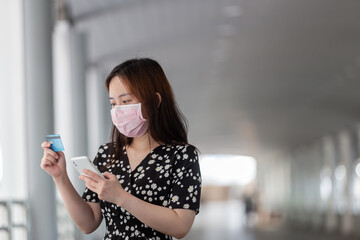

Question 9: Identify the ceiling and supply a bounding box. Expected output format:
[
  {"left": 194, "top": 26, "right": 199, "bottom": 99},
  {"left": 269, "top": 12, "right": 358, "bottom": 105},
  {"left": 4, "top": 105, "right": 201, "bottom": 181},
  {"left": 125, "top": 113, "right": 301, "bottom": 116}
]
[{"left": 65, "top": 0, "right": 360, "bottom": 158}]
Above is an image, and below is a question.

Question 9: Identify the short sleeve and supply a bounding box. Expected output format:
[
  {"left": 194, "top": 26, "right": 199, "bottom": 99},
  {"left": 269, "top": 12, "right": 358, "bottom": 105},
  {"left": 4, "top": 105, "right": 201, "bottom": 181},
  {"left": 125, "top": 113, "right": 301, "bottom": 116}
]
[
  {"left": 169, "top": 145, "right": 202, "bottom": 214},
  {"left": 81, "top": 145, "right": 104, "bottom": 203},
  {"left": 82, "top": 187, "right": 99, "bottom": 203}
]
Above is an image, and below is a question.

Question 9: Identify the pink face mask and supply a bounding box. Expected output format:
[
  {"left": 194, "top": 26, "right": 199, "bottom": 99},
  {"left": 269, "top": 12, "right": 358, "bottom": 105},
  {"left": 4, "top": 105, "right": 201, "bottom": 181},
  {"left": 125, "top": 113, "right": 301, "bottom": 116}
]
[{"left": 110, "top": 103, "right": 148, "bottom": 137}]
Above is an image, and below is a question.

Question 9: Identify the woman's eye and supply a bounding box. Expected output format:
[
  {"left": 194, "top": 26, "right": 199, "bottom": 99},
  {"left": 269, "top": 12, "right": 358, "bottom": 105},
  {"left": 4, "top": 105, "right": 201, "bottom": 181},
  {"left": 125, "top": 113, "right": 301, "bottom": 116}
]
[
  {"left": 110, "top": 103, "right": 116, "bottom": 107},
  {"left": 122, "top": 99, "right": 132, "bottom": 104}
]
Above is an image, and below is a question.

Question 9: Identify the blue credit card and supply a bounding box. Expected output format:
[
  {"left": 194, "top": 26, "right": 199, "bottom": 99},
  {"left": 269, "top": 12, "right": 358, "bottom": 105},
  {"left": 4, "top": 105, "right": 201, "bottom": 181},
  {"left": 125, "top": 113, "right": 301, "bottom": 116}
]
[{"left": 45, "top": 134, "right": 65, "bottom": 152}]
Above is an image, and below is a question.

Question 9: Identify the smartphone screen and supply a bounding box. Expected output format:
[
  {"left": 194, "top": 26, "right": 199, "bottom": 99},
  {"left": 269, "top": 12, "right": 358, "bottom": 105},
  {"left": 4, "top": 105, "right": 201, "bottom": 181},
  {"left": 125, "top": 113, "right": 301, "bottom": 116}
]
[{"left": 71, "top": 156, "right": 104, "bottom": 179}]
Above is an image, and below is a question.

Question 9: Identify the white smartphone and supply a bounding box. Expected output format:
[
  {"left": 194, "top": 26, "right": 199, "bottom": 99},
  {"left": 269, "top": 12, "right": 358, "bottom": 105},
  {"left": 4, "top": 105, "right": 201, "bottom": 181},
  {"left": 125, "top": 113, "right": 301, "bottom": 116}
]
[{"left": 70, "top": 156, "right": 105, "bottom": 179}]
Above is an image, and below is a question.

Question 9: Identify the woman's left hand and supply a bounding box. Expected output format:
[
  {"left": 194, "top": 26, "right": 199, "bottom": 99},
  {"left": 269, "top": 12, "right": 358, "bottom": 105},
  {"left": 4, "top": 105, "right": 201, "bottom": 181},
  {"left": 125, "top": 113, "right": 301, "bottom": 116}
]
[{"left": 79, "top": 170, "right": 125, "bottom": 205}]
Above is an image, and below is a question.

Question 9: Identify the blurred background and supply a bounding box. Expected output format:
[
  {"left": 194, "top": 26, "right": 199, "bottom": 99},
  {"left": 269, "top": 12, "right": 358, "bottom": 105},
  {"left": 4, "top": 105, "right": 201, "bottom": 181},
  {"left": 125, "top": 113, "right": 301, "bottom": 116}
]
[{"left": 1, "top": 0, "right": 360, "bottom": 239}]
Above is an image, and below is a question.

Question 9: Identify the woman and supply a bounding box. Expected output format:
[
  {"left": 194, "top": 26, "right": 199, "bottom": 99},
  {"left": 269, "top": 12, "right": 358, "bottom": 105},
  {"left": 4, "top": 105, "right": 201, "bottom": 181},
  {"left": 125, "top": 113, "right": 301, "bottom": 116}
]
[{"left": 41, "top": 58, "right": 202, "bottom": 239}]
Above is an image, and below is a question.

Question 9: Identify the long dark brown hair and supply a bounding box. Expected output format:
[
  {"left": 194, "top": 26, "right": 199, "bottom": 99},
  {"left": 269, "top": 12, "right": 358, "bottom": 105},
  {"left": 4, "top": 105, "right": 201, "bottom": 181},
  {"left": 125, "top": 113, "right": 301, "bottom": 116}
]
[{"left": 105, "top": 58, "right": 189, "bottom": 159}]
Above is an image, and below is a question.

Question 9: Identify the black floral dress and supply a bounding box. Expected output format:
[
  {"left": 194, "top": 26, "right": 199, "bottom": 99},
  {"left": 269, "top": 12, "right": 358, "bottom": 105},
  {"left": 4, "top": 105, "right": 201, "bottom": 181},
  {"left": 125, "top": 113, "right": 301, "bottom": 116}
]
[{"left": 82, "top": 143, "right": 202, "bottom": 240}]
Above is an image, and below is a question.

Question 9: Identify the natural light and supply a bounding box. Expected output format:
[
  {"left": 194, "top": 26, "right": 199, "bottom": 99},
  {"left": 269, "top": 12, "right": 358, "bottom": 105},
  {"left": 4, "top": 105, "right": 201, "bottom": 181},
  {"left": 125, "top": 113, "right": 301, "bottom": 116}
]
[
  {"left": 0, "top": 145, "right": 3, "bottom": 183},
  {"left": 199, "top": 154, "right": 257, "bottom": 186},
  {"left": 320, "top": 167, "right": 332, "bottom": 201}
]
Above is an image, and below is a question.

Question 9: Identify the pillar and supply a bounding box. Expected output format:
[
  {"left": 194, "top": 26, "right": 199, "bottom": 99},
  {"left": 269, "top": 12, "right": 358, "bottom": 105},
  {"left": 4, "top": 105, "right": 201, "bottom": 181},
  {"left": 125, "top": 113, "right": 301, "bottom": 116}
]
[
  {"left": 52, "top": 19, "right": 89, "bottom": 240},
  {"left": 24, "top": 0, "right": 57, "bottom": 239}
]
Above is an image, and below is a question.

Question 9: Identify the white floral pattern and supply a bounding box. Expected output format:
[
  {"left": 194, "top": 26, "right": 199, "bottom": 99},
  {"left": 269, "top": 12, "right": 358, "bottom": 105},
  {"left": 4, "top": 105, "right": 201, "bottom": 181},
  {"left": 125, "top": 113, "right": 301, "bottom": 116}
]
[{"left": 82, "top": 143, "right": 201, "bottom": 240}]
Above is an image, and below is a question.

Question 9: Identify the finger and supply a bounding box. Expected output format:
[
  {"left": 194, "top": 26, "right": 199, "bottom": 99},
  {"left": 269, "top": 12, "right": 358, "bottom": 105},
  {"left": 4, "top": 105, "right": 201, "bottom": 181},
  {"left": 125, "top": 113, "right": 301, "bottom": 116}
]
[
  {"left": 82, "top": 169, "right": 103, "bottom": 182},
  {"left": 41, "top": 159, "right": 54, "bottom": 169},
  {"left": 79, "top": 174, "right": 98, "bottom": 185},
  {"left": 102, "top": 171, "right": 116, "bottom": 180},
  {"left": 45, "top": 154, "right": 57, "bottom": 165},
  {"left": 80, "top": 175, "right": 98, "bottom": 190},
  {"left": 44, "top": 148, "right": 59, "bottom": 161},
  {"left": 57, "top": 151, "right": 65, "bottom": 158},
  {"left": 45, "top": 162, "right": 54, "bottom": 168},
  {"left": 41, "top": 141, "right": 52, "bottom": 149},
  {"left": 85, "top": 182, "right": 97, "bottom": 193},
  {"left": 41, "top": 157, "right": 53, "bottom": 166}
]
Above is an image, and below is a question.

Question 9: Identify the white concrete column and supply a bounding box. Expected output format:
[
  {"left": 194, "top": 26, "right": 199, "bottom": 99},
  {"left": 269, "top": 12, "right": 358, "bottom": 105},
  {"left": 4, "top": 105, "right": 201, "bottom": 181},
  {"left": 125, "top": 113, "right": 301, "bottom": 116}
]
[
  {"left": 53, "top": 20, "right": 87, "bottom": 190},
  {"left": 323, "top": 136, "right": 337, "bottom": 232},
  {"left": 23, "top": 0, "right": 57, "bottom": 239},
  {"left": 287, "top": 154, "right": 296, "bottom": 223},
  {"left": 84, "top": 66, "right": 111, "bottom": 239},
  {"left": 309, "top": 143, "right": 322, "bottom": 230},
  {"left": 338, "top": 130, "right": 353, "bottom": 235},
  {"left": 299, "top": 148, "right": 309, "bottom": 225},
  {"left": 353, "top": 125, "right": 360, "bottom": 236},
  {"left": 52, "top": 20, "right": 88, "bottom": 240},
  {"left": 86, "top": 67, "right": 111, "bottom": 159},
  {"left": 302, "top": 148, "right": 311, "bottom": 224},
  {"left": 0, "top": 0, "right": 27, "bottom": 200}
]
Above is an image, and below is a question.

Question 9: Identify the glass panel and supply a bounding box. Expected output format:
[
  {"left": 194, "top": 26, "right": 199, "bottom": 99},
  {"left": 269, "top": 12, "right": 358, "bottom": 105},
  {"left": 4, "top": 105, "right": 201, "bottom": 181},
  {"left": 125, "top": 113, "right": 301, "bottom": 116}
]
[
  {"left": 0, "top": 204, "right": 9, "bottom": 227},
  {"left": 57, "top": 200, "right": 75, "bottom": 240},
  {"left": 13, "top": 227, "right": 27, "bottom": 240},
  {"left": 11, "top": 203, "right": 27, "bottom": 225},
  {"left": 0, "top": 231, "right": 10, "bottom": 240}
]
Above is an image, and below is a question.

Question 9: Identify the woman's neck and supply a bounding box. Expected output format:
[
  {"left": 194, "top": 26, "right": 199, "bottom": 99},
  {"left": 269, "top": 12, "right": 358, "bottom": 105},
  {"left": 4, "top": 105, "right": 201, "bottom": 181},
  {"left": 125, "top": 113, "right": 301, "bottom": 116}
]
[{"left": 128, "top": 132, "right": 160, "bottom": 152}]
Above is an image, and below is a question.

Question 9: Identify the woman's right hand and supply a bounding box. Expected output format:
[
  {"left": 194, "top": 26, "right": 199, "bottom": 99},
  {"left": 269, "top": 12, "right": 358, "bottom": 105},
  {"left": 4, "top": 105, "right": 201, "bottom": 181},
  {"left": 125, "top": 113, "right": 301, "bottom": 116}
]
[{"left": 40, "top": 141, "right": 67, "bottom": 179}]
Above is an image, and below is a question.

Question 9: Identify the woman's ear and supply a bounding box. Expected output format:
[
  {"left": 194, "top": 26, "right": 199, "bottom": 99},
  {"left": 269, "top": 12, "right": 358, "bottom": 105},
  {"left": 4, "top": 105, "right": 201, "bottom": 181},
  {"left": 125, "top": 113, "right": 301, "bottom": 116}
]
[{"left": 156, "top": 92, "right": 162, "bottom": 107}]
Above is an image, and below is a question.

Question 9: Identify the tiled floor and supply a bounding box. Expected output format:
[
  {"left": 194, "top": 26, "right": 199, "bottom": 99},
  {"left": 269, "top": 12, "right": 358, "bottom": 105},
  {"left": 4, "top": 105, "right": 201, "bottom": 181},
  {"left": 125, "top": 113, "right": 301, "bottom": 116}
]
[
  {"left": 182, "top": 200, "right": 359, "bottom": 240},
  {"left": 186, "top": 227, "right": 360, "bottom": 240}
]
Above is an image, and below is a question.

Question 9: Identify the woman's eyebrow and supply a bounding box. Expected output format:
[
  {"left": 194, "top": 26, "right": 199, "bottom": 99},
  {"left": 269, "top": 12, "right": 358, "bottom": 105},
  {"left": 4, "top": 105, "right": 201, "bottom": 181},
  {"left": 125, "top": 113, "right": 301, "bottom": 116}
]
[{"left": 109, "top": 93, "right": 130, "bottom": 99}]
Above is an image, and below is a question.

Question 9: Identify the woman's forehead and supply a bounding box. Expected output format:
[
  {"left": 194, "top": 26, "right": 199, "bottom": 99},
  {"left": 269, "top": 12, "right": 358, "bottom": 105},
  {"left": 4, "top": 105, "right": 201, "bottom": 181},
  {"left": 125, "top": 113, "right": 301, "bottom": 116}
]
[{"left": 109, "top": 76, "right": 131, "bottom": 96}]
